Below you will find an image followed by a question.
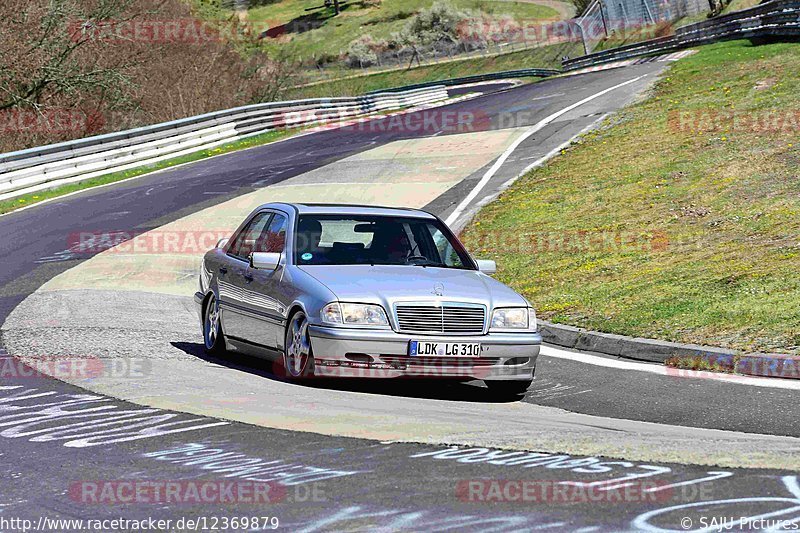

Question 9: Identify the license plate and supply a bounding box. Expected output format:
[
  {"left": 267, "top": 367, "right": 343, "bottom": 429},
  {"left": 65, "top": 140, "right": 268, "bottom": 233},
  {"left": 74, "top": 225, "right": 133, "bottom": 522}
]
[{"left": 409, "top": 340, "right": 481, "bottom": 357}]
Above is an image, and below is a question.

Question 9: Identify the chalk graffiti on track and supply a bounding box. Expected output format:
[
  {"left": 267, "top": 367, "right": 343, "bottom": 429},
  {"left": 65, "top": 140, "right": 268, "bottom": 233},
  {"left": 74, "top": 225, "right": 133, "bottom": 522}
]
[{"left": 0, "top": 385, "right": 228, "bottom": 448}]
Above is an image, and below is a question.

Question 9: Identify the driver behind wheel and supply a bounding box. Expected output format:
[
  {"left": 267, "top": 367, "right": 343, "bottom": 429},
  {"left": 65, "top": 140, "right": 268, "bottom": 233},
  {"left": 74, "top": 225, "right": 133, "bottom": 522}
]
[{"left": 369, "top": 222, "right": 413, "bottom": 264}]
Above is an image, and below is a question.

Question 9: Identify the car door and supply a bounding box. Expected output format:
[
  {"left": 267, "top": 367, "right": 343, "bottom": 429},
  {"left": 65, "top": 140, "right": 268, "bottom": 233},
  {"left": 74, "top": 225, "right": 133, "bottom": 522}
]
[
  {"left": 245, "top": 211, "right": 290, "bottom": 349},
  {"left": 219, "top": 210, "right": 273, "bottom": 344}
]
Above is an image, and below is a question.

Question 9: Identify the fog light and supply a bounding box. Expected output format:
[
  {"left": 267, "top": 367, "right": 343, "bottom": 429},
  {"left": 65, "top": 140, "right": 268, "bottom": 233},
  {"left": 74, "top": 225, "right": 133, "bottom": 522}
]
[{"left": 345, "top": 353, "right": 374, "bottom": 363}]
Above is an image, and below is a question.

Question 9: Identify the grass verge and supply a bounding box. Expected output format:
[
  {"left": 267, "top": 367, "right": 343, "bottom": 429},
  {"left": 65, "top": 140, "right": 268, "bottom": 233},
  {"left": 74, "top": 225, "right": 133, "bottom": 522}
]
[
  {"left": 193, "top": 0, "right": 559, "bottom": 61},
  {"left": 461, "top": 40, "right": 800, "bottom": 355},
  {"left": 0, "top": 129, "right": 297, "bottom": 215},
  {"left": 286, "top": 41, "right": 581, "bottom": 98},
  {"left": 665, "top": 355, "right": 738, "bottom": 373}
]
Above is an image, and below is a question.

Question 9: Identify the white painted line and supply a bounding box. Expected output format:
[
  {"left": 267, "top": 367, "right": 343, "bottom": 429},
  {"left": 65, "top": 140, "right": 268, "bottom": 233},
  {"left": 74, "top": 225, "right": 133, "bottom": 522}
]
[
  {"left": 541, "top": 345, "right": 800, "bottom": 391},
  {"left": 784, "top": 475, "right": 800, "bottom": 499},
  {"left": 446, "top": 78, "right": 523, "bottom": 91},
  {"left": 445, "top": 112, "right": 610, "bottom": 230},
  {"left": 530, "top": 92, "right": 566, "bottom": 101},
  {"left": 267, "top": 181, "right": 400, "bottom": 188},
  {"left": 503, "top": 113, "right": 609, "bottom": 188},
  {"left": 643, "top": 471, "right": 733, "bottom": 493},
  {"left": 444, "top": 75, "right": 646, "bottom": 226}
]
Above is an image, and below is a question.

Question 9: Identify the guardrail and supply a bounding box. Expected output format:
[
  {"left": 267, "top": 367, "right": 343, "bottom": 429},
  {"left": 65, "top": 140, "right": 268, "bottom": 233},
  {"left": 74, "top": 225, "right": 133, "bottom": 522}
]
[
  {"left": 5, "top": 0, "right": 798, "bottom": 203},
  {"left": 563, "top": 0, "right": 800, "bottom": 70},
  {"left": 366, "top": 68, "right": 561, "bottom": 94},
  {"left": 0, "top": 86, "right": 448, "bottom": 201}
]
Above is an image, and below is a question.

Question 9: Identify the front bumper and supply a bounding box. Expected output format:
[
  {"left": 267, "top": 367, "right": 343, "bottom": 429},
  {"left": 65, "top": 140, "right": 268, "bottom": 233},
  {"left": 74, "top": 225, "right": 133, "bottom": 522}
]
[
  {"left": 308, "top": 325, "right": 540, "bottom": 380},
  {"left": 194, "top": 291, "right": 205, "bottom": 322}
]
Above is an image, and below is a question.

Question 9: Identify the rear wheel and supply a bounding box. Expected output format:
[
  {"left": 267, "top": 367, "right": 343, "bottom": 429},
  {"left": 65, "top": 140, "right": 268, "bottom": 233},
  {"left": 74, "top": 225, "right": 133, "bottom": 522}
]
[
  {"left": 281, "top": 311, "right": 315, "bottom": 379},
  {"left": 485, "top": 379, "right": 532, "bottom": 396},
  {"left": 203, "top": 293, "right": 226, "bottom": 355}
]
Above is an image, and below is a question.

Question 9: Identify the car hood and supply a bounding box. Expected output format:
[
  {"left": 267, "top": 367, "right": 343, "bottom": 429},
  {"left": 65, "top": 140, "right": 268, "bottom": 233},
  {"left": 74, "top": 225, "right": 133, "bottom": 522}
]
[{"left": 298, "top": 265, "right": 528, "bottom": 310}]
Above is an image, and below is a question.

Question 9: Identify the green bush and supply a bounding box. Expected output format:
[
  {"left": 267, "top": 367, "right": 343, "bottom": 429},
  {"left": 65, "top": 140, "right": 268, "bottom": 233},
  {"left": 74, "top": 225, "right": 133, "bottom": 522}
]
[
  {"left": 405, "top": 0, "right": 467, "bottom": 46},
  {"left": 346, "top": 35, "right": 381, "bottom": 67}
]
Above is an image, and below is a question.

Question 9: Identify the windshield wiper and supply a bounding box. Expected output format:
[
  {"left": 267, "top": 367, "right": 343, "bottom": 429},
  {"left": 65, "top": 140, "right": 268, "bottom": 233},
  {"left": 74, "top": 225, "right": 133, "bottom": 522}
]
[{"left": 405, "top": 256, "right": 443, "bottom": 267}]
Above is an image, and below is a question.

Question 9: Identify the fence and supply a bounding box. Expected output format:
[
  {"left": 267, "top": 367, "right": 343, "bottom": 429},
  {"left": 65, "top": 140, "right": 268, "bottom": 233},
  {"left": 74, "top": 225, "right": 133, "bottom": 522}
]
[
  {"left": 575, "top": 0, "right": 608, "bottom": 54},
  {"left": 297, "top": 35, "right": 579, "bottom": 87},
  {"left": 575, "top": 0, "right": 709, "bottom": 53},
  {"left": 0, "top": 86, "right": 447, "bottom": 201},
  {"left": 3, "top": 0, "right": 799, "bottom": 201},
  {"left": 564, "top": 0, "right": 800, "bottom": 69},
  {"left": 309, "top": 39, "right": 549, "bottom": 76}
]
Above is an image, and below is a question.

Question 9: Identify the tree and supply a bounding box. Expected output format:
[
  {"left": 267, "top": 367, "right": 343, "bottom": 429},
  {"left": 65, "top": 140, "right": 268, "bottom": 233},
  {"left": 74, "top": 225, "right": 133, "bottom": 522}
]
[
  {"left": 570, "top": 0, "right": 595, "bottom": 16},
  {"left": 0, "top": 0, "right": 138, "bottom": 113},
  {"left": 0, "top": 0, "right": 298, "bottom": 152}
]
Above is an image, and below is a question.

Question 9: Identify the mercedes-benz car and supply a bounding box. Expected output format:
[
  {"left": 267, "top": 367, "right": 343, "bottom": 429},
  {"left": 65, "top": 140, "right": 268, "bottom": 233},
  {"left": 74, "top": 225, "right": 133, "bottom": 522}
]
[{"left": 195, "top": 202, "right": 541, "bottom": 395}]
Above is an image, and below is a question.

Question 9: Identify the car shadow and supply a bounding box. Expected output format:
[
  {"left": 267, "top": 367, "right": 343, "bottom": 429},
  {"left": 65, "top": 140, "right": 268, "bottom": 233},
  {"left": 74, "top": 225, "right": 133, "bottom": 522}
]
[{"left": 171, "top": 342, "right": 523, "bottom": 403}]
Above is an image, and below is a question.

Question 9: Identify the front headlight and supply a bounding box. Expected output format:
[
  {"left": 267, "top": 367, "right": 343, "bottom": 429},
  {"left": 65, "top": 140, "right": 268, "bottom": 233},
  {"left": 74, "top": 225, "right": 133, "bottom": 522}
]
[
  {"left": 491, "top": 307, "right": 537, "bottom": 331},
  {"left": 321, "top": 302, "right": 389, "bottom": 326}
]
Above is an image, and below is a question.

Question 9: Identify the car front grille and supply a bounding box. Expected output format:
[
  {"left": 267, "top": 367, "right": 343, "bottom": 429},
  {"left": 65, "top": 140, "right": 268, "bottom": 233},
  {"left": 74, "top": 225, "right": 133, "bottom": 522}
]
[
  {"left": 394, "top": 303, "right": 486, "bottom": 335},
  {"left": 380, "top": 356, "right": 500, "bottom": 367}
]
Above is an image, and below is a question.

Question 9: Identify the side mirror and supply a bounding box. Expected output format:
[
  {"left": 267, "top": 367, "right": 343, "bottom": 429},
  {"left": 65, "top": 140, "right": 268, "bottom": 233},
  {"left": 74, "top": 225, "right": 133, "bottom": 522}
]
[
  {"left": 250, "top": 252, "right": 281, "bottom": 271},
  {"left": 476, "top": 259, "right": 497, "bottom": 275},
  {"left": 216, "top": 237, "right": 229, "bottom": 249}
]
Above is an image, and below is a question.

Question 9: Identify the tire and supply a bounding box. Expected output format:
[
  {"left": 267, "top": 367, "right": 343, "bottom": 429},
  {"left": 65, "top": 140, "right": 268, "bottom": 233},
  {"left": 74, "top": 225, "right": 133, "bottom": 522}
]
[
  {"left": 485, "top": 379, "right": 532, "bottom": 396},
  {"left": 281, "top": 310, "right": 315, "bottom": 380},
  {"left": 203, "top": 293, "right": 226, "bottom": 355}
]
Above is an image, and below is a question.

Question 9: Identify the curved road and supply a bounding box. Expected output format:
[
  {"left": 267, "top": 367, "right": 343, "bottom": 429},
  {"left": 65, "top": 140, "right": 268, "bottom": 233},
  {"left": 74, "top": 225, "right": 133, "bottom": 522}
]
[{"left": 1, "top": 61, "right": 799, "bottom": 530}]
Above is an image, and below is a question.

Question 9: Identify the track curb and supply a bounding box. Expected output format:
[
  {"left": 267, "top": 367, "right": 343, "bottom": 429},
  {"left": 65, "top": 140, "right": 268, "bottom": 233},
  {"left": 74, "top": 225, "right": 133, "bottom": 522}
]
[{"left": 539, "top": 320, "right": 800, "bottom": 380}]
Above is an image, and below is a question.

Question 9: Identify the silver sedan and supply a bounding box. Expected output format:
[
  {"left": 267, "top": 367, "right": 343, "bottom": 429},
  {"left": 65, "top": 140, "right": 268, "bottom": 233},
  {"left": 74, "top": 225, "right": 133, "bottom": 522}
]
[{"left": 195, "top": 202, "right": 541, "bottom": 395}]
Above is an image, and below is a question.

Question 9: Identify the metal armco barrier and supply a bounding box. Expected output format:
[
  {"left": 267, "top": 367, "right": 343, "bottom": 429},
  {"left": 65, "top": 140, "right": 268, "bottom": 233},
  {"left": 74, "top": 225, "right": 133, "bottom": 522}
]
[
  {"left": 4, "top": 0, "right": 798, "bottom": 202},
  {"left": 562, "top": 0, "right": 800, "bottom": 70},
  {"left": 0, "top": 86, "right": 448, "bottom": 201}
]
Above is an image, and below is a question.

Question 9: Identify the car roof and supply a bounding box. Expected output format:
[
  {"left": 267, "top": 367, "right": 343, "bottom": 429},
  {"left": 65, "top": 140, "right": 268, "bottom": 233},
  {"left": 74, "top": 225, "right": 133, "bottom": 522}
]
[{"left": 261, "top": 202, "right": 437, "bottom": 219}]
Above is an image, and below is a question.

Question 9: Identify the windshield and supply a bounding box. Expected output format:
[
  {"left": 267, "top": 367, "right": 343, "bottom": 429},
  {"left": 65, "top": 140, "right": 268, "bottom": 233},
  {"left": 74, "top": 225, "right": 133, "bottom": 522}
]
[{"left": 294, "top": 214, "right": 476, "bottom": 269}]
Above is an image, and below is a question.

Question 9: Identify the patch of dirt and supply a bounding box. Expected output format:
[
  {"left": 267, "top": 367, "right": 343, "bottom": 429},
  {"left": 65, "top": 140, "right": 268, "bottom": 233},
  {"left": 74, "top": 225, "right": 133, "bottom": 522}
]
[
  {"left": 671, "top": 204, "right": 711, "bottom": 218},
  {"left": 754, "top": 77, "right": 777, "bottom": 91},
  {"left": 682, "top": 205, "right": 711, "bottom": 218}
]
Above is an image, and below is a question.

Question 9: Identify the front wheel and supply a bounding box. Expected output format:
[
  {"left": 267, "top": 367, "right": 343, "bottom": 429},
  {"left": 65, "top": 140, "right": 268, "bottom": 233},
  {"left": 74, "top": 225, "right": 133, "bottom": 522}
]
[
  {"left": 281, "top": 311, "right": 315, "bottom": 380},
  {"left": 203, "top": 293, "right": 226, "bottom": 355},
  {"left": 485, "top": 380, "right": 532, "bottom": 396}
]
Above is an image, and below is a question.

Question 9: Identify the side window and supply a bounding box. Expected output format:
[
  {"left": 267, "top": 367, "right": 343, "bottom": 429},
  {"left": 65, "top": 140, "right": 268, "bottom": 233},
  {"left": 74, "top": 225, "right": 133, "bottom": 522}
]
[
  {"left": 228, "top": 212, "right": 272, "bottom": 260},
  {"left": 422, "top": 223, "right": 466, "bottom": 268},
  {"left": 259, "top": 213, "right": 287, "bottom": 253}
]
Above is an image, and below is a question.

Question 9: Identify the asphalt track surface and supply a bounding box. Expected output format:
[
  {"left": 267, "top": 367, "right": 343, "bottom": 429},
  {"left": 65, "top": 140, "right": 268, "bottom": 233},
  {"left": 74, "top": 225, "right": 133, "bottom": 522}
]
[
  {"left": 1, "top": 62, "right": 799, "bottom": 530},
  {"left": 2, "top": 364, "right": 800, "bottom": 531}
]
